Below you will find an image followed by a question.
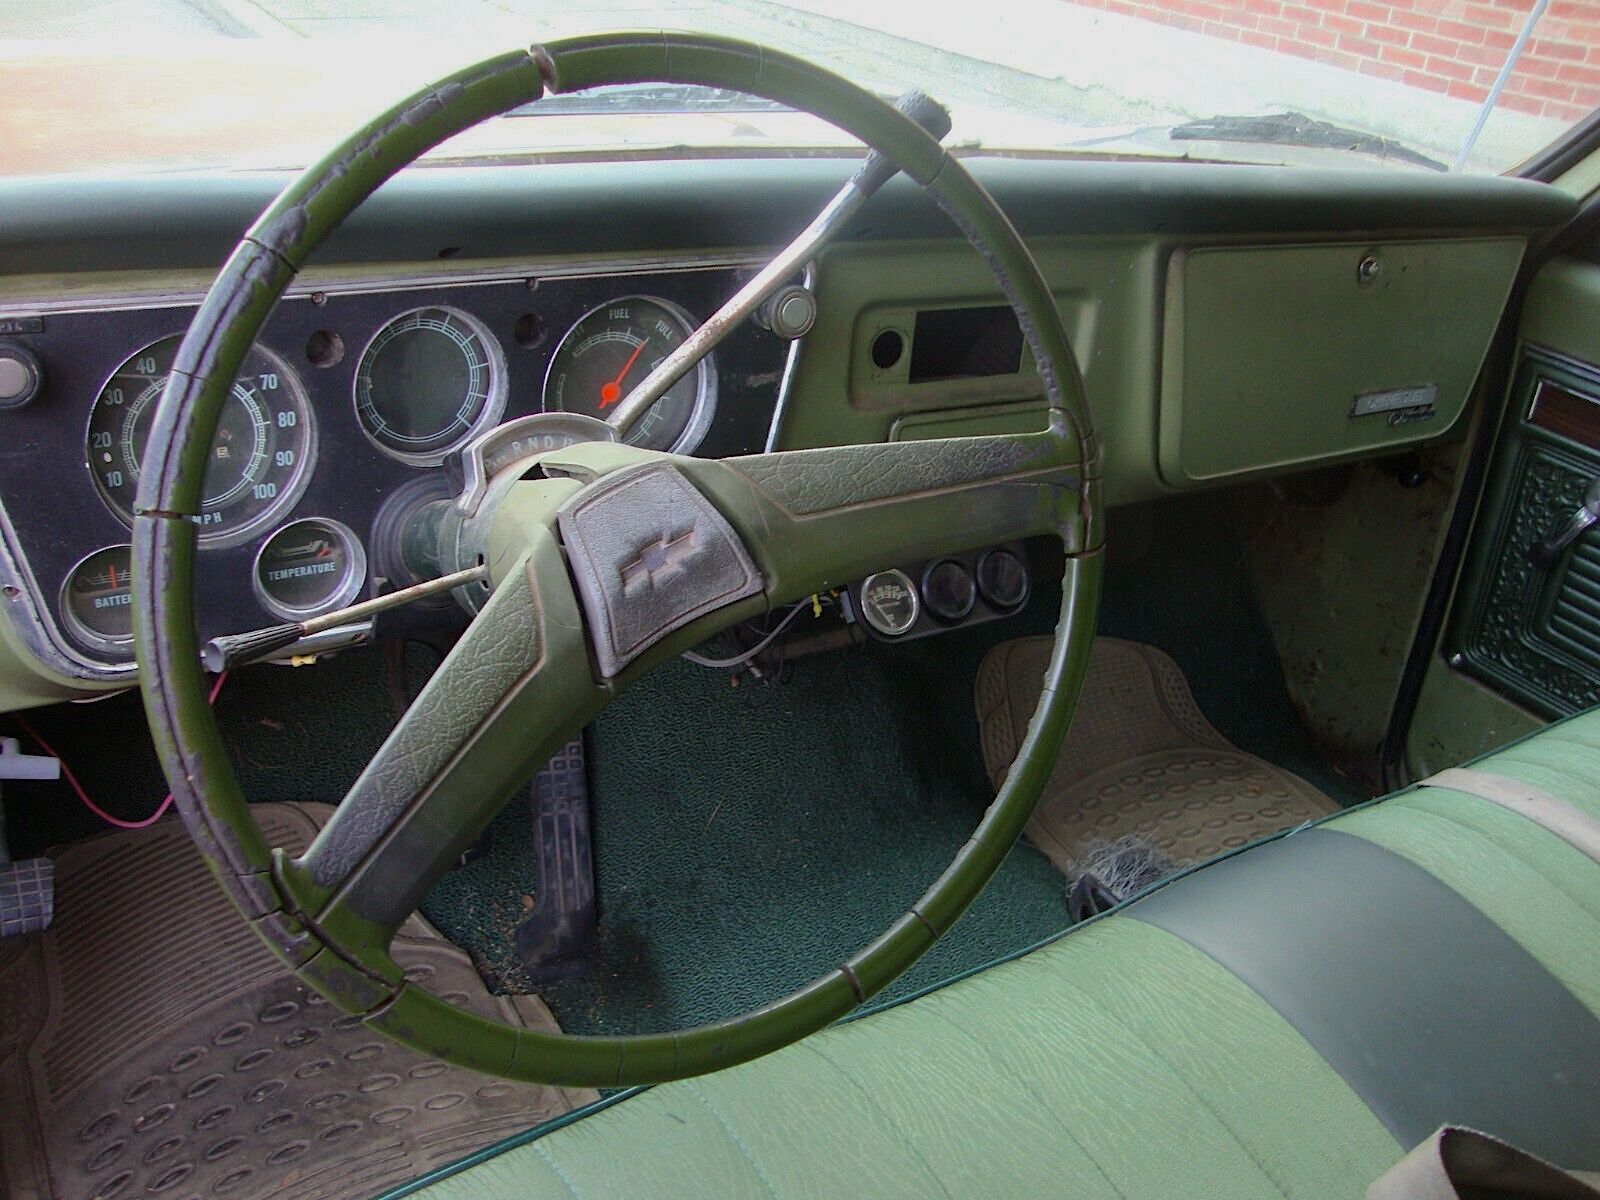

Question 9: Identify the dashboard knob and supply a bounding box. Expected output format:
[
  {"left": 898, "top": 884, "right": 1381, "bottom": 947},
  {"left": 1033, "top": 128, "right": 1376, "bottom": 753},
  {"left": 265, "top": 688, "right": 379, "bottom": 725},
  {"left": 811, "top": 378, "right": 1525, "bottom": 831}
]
[
  {"left": 0, "top": 342, "right": 41, "bottom": 409},
  {"left": 758, "top": 285, "right": 817, "bottom": 340}
]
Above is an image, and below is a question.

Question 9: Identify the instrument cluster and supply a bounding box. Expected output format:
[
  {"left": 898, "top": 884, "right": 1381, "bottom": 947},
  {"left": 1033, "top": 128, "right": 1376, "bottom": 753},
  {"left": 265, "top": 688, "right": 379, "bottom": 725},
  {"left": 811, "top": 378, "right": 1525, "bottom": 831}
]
[{"left": 0, "top": 263, "right": 789, "bottom": 679}]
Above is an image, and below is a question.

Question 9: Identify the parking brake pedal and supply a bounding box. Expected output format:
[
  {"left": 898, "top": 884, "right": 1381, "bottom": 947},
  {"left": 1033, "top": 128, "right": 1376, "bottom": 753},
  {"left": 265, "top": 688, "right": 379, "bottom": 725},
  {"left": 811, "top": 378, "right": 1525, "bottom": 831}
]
[
  {"left": 514, "top": 737, "right": 596, "bottom": 981},
  {"left": 0, "top": 737, "right": 61, "bottom": 937}
]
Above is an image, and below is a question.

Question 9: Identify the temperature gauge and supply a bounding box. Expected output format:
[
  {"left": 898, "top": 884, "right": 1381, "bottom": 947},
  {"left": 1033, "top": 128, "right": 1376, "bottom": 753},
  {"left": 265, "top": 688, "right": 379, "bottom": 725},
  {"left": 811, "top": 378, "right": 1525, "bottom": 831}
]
[
  {"left": 62, "top": 545, "right": 135, "bottom": 653},
  {"left": 253, "top": 518, "right": 366, "bottom": 620}
]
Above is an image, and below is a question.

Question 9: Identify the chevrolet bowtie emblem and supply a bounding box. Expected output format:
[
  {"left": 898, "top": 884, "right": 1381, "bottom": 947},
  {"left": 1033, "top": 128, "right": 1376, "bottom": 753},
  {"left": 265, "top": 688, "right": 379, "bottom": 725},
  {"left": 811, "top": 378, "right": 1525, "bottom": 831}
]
[{"left": 619, "top": 526, "right": 700, "bottom": 592}]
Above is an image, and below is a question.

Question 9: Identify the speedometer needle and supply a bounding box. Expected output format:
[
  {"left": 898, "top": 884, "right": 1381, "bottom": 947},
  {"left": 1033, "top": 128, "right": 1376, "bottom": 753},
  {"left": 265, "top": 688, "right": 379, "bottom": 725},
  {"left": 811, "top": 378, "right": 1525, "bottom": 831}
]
[{"left": 598, "top": 339, "right": 647, "bottom": 409}]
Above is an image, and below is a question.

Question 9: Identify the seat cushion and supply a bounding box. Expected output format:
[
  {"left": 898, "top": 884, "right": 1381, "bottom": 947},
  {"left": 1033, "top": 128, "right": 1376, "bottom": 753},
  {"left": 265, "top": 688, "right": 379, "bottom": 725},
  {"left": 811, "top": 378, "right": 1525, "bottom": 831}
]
[{"left": 412, "top": 710, "right": 1600, "bottom": 1200}]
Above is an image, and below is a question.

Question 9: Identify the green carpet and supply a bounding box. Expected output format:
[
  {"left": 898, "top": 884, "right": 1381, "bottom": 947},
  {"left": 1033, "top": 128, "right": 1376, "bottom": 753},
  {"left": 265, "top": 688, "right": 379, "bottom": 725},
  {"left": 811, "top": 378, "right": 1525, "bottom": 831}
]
[
  {"left": 419, "top": 495, "right": 1358, "bottom": 1037},
  {"left": 4, "top": 491, "right": 1358, "bottom": 1043},
  {"left": 421, "top": 602, "right": 1069, "bottom": 1036}
]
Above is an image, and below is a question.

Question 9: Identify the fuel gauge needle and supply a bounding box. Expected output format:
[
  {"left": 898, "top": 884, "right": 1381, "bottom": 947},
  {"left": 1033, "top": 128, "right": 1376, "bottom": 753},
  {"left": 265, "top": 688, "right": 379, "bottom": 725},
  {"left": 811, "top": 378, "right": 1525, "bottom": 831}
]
[{"left": 598, "top": 340, "right": 647, "bottom": 409}]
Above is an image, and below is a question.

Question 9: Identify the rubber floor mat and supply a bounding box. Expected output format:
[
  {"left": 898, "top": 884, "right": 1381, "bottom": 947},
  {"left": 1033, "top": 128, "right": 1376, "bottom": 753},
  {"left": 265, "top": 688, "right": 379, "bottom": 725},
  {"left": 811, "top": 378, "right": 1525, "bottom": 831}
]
[
  {"left": 976, "top": 637, "right": 1337, "bottom": 873},
  {"left": 0, "top": 803, "right": 596, "bottom": 1200}
]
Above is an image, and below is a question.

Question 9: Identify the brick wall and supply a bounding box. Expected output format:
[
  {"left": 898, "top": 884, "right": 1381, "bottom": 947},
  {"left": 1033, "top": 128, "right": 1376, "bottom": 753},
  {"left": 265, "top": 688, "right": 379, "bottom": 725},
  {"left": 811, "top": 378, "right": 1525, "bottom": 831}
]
[{"left": 1068, "top": 0, "right": 1600, "bottom": 119}]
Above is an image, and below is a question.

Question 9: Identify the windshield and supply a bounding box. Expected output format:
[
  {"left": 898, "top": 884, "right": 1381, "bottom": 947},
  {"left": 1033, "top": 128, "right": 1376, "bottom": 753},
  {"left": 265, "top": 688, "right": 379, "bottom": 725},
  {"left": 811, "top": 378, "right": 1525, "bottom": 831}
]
[{"left": 2, "top": 0, "right": 1593, "bottom": 176}]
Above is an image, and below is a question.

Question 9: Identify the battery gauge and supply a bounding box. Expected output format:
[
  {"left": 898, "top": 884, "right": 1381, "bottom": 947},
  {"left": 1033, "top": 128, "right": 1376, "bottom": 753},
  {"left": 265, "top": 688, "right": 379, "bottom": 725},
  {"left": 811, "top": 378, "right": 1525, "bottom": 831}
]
[
  {"left": 253, "top": 518, "right": 366, "bottom": 620},
  {"left": 61, "top": 545, "right": 135, "bottom": 653}
]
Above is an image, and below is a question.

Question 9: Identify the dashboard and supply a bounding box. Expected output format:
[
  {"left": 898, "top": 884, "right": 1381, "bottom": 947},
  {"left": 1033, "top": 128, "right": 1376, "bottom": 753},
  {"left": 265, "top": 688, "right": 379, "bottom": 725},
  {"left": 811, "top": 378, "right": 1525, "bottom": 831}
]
[
  {"left": 0, "top": 155, "right": 1579, "bottom": 702},
  {"left": 0, "top": 261, "right": 789, "bottom": 681}
]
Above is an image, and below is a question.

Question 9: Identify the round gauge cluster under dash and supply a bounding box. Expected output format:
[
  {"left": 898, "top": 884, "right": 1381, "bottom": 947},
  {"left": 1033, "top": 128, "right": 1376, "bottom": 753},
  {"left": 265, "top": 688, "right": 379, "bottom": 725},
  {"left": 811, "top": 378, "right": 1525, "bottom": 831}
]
[
  {"left": 61, "top": 545, "right": 134, "bottom": 653},
  {"left": 354, "top": 306, "right": 506, "bottom": 463},
  {"left": 253, "top": 518, "right": 366, "bottom": 620},
  {"left": 86, "top": 336, "right": 314, "bottom": 548},
  {"left": 856, "top": 545, "right": 1031, "bottom": 640},
  {"left": 544, "top": 295, "right": 716, "bottom": 453}
]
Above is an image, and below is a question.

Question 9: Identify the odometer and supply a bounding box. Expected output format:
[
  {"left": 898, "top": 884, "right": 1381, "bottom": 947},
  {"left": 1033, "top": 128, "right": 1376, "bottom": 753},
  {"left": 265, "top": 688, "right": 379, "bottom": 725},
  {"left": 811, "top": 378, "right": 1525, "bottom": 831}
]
[
  {"left": 87, "top": 336, "right": 313, "bottom": 548},
  {"left": 543, "top": 296, "right": 716, "bottom": 453}
]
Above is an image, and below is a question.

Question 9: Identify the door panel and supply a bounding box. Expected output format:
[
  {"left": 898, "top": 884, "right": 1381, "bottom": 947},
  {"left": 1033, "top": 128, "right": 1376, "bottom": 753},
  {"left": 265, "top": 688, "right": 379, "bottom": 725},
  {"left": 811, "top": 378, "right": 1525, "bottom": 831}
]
[{"left": 1452, "top": 259, "right": 1600, "bottom": 716}]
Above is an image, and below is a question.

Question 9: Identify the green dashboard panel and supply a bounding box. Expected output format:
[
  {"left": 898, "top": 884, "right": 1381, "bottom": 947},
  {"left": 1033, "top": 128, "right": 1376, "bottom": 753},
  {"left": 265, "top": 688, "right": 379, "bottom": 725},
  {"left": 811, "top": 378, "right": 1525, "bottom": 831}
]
[
  {"left": 0, "top": 157, "right": 1575, "bottom": 709},
  {"left": 778, "top": 234, "right": 1527, "bottom": 506},
  {"left": 1159, "top": 237, "right": 1524, "bottom": 484},
  {"left": 773, "top": 237, "right": 1164, "bottom": 506}
]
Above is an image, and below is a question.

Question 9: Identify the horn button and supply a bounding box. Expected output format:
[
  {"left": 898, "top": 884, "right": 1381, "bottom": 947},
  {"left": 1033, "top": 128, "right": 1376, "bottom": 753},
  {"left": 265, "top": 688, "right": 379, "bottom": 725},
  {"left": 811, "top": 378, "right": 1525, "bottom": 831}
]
[{"left": 558, "top": 462, "right": 763, "bottom": 678}]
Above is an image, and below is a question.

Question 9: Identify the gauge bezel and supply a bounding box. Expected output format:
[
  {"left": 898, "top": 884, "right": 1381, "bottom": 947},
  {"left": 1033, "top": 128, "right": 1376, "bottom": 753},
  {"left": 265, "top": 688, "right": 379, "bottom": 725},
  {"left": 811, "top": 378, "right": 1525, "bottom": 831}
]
[
  {"left": 85, "top": 337, "right": 317, "bottom": 551},
  {"left": 251, "top": 517, "right": 367, "bottom": 622},
  {"left": 859, "top": 568, "right": 921, "bottom": 638},
  {"left": 352, "top": 305, "right": 508, "bottom": 466},
  {"left": 59, "top": 544, "right": 136, "bottom": 655},
  {"left": 975, "top": 547, "right": 1030, "bottom": 611},
  {"left": 542, "top": 294, "right": 718, "bottom": 455},
  {"left": 921, "top": 557, "right": 978, "bottom": 622}
]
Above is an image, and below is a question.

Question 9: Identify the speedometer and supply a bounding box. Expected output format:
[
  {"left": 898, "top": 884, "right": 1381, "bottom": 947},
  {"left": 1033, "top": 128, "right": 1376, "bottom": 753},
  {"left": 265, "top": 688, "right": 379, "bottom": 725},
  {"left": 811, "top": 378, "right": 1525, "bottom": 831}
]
[
  {"left": 86, "top": 336, "right": 314, "bottom": 548},
  {"left": 543, "top": 296, "right": 716, "bottom": 453}
]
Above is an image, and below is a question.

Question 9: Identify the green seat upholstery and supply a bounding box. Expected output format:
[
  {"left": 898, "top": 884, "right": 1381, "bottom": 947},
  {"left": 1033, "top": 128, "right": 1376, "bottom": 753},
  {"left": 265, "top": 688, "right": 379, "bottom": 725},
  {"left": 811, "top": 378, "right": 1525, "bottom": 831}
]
[{"left": 413, "top": 711, "right": 1600, "bottom": 1199}]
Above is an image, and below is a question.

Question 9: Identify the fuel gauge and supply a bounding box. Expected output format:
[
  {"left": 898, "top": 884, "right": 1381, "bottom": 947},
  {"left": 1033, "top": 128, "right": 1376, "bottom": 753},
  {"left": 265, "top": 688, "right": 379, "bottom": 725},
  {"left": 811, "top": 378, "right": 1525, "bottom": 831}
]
[
  {"left": 62, "top": 545, "right": 135, "bottom": 653},
  {"left": 253, "top": 518, "right": 365, "bottom": 620}
]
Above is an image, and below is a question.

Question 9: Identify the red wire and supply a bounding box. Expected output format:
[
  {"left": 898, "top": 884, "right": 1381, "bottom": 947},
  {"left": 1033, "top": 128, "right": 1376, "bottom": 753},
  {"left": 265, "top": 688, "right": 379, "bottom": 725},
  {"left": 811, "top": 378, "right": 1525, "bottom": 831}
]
[{"left": 15, "top": 671, "right": 228, "bottom": 830}]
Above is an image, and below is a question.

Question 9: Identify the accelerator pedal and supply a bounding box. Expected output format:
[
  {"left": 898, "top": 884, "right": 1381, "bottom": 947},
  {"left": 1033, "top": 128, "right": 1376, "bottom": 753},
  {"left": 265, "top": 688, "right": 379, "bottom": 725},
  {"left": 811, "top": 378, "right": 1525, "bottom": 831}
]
[{"left": 514, "top": 737, "right": 597, "bottom": 982}]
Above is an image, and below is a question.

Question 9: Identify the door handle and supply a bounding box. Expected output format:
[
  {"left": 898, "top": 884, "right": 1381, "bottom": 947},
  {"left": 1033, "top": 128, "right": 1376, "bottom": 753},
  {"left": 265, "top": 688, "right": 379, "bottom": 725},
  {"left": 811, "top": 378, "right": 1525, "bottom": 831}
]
[{"left": 1530, "top": 478, "right": 1600, "bottom": 570}]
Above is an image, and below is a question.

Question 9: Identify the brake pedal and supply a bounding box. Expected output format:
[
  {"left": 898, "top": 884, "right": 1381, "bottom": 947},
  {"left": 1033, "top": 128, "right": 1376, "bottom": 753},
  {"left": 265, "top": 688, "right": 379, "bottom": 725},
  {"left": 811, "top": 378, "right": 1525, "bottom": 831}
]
[
  {"left": 0, "top": 858, "right": 54, "bottom": 937},
  {"left": 514, "top": 737, "right": 596, "bottom": 981},
  {"left": 0, "top": 737, "right": 60, "bottom": 937}
]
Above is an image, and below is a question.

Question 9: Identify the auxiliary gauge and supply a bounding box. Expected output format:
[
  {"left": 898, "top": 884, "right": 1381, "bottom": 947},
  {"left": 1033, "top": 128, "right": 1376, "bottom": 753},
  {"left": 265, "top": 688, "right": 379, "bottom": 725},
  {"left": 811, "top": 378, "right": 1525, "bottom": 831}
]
[{"left": 858, "top": 569, "right": 920, "bottom": 638}]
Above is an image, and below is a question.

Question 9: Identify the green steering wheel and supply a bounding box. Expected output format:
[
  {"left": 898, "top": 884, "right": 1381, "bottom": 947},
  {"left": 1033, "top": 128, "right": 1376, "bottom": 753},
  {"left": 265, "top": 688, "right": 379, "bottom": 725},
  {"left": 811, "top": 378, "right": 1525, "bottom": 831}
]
[{"left": 132, "top": 32, "right": 1103, "bottom": 1087}]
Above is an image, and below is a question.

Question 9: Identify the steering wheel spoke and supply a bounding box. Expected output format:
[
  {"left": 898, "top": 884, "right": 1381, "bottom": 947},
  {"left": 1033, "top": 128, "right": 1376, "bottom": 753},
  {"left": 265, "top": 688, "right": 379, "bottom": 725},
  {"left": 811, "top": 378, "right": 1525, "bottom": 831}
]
[
  {"left": 286, "top": 505, "right": 603, "bottom": 963},
  {"left": 683, "top": 421, "right": 1091, "bottom": 607}
]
